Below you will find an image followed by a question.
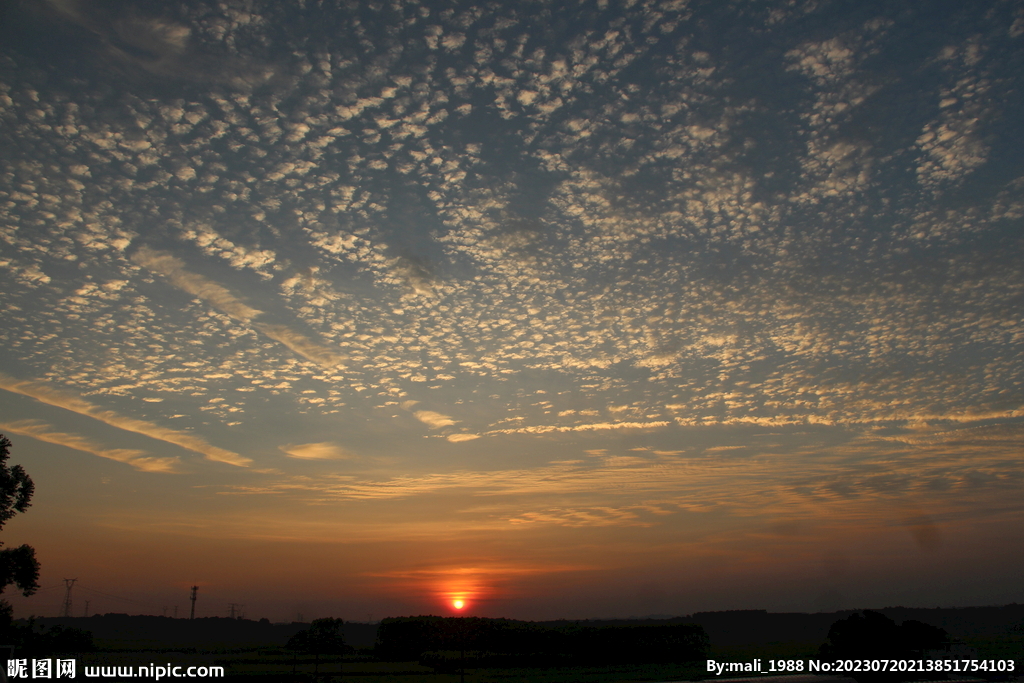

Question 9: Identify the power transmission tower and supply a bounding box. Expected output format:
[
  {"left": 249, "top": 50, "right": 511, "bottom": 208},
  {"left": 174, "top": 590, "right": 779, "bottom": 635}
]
[
  {"left": 189, "top": 585, "right": 198, "bottom": 620},
  {"left": 61, "top": 579, "right": 77, "bottom": 618},
  {"left": 228, "top": 603, "right": 244, "bottom": 619},
  {"left": 83, "top": 600, "right": 90, "bottom": 618}
]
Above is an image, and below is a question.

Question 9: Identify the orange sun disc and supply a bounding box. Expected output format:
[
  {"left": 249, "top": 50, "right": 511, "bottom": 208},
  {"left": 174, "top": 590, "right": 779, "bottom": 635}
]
[{"left": 453, "top": 599, "right": 465, "bottom": 609}]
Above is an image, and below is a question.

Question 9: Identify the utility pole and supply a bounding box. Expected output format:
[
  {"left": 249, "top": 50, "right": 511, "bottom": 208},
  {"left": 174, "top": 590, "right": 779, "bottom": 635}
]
[
  {"left": 61, "top": 579, "right": 77, "bottom": 618},
  {"left": 189, "top": 586, "right": 198, "bottom": 620},
  {"left": 460, "top": 617, "right": 466, "bottom": 683}
]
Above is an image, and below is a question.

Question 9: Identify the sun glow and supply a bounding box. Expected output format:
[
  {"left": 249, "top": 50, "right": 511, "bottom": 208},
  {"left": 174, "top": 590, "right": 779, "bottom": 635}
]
[{"left": 432, "top": 568, "right": 492, "bottom": 612}]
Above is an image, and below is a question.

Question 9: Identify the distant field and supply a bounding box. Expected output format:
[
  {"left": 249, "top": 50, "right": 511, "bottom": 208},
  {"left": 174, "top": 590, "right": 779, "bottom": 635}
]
[
  {"left": 709, "top": 640, "right": 822, "bottom": 662},
  {"left": 963, "top": 635, "right": 1024, "bottom": 661}
]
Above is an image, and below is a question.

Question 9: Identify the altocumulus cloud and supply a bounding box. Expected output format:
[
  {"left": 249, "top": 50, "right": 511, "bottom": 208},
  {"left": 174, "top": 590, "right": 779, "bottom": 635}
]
[
  {"left": 414, "top": 411, "right": 458, "bottom": 430},
  {"left": 280, "top": 442, "right": 354, "bottom": 460}
]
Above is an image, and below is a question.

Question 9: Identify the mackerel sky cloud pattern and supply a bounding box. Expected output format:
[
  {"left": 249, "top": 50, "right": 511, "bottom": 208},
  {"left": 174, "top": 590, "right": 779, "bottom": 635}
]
[{"left": 0, "top": 0, "right": 1022, "bottom": 619}]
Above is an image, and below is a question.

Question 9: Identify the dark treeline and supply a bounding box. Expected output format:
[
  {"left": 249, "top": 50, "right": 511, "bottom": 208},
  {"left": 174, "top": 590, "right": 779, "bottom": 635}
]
[
  {"left": 684, "top": 605, "right": 1024, "bottom": 645},
  {"left": 21, "top": 603, "right": 1024, "bottom": 656},
  {"left": 821, "top": 611, "right": 950, "bottom": 660},
  {"left": 375, "top": 616, "right": 710, "bottom": 668},
  {"left": 19, "top": 614, "right": 378, "bottom": 650}
]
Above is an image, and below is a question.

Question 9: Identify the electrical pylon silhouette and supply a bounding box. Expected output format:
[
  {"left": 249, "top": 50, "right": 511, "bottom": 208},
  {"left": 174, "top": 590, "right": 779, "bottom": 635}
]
[{"left": 61, "top": 579, "right": 77, "bottom": 618}]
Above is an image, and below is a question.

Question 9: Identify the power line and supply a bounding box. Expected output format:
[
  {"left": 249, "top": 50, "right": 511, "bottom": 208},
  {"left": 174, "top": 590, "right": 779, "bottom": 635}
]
[
  {"left": 31, "top": 583, "right": 65, "bottom": 592},
  {"left": 77, "top": 585, "right": 146, "bottom": 604},
  {"left": 60, "top": 583, "right": 170, "bottom": 615},
  {"left": 20, "top": 580, "right": 201, "bottom": 618}
]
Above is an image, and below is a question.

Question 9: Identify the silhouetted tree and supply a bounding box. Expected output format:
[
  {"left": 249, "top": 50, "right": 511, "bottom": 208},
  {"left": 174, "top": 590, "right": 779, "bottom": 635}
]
[
  {"left": 820, "top": 611, "right": 949, "bottom": 682},
  {"left": 287, "top": 617, "right": 346, "bottom": 674},
  {"left": 821, "top": 611, "right": 902, "bottom": 660},
  {"left": 0, "top": 435, "right": 40, "bottom": 634},
  {"left": 375, "top": 616, "right": 446, "bottom": 661},
  {"left": 900, "top": 619, "right": 949, "bottom": 653}
]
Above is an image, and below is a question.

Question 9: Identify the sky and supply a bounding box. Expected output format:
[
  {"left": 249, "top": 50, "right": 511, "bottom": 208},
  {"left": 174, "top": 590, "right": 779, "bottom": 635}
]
[{"left": 0, "top": 0, "right": 1022, "bottom": 623}]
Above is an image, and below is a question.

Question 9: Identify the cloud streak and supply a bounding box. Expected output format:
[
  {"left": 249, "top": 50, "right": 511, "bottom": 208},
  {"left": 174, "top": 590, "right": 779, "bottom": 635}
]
[
  {"left": 0, "top": 419, "right": 181, "bottom": 473},
  {"left": 487, "top": 421, "right": 672, "bottom": 435},
  {"left": 0, "top": 372, "right": 251, "bottom": 467},
  {"left": 131, "top": 246, "right": 263, "bottom": 322},
  {"left": 132, "top": 247, "right": 345, "bottom": 369},
  {"left": 252, "top": 323, "right": 346, "bottom": 369}
]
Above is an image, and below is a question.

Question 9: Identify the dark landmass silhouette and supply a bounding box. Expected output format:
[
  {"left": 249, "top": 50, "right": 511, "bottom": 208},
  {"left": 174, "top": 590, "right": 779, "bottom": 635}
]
[
  {"left": 16, "top": 614, "right": 378, "bottom": 650},
  {"left": 21, "top": 603, "right": 1024, "bottom": 652},
  {"left": 375, "top": 616, "right": 709, "bottom": 667},
  {"left": 675, "top": 604, "right": 1024, "bottom": 645}
]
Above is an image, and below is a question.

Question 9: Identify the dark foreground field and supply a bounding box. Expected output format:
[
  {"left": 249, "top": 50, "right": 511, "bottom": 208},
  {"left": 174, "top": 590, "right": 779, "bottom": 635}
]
[
  {"left": 17, "top": 605, "right": 1024, "bottom": 682},
  {"left": 72, "top": 650, "right": 708, "bottom": 683},
  {"left": 65, "top": 638, "right": 1023, "bottom": 683}
]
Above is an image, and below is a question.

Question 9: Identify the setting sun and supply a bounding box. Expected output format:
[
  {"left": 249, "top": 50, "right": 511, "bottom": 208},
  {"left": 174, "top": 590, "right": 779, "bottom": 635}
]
[{"left": 452, "top": 599, "right": 465, "bottom": 610}]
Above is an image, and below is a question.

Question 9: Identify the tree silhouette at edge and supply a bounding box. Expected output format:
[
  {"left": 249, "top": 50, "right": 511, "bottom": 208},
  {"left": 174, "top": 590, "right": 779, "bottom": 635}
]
[{"left": 0, "top": 434, "right": 40, "bottom": 628}]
